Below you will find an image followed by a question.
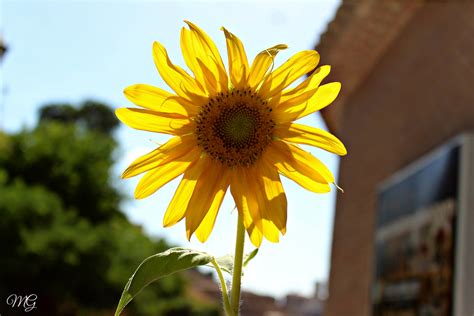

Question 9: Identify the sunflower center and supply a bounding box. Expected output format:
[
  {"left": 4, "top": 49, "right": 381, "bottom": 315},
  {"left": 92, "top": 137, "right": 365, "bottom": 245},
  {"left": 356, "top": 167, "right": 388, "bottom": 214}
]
[
  {"left": 195, "top": 88, "right": 275, "bottom": 167},
  {"left": 217, "top": 106, "right": 257, "bottom": 145}
]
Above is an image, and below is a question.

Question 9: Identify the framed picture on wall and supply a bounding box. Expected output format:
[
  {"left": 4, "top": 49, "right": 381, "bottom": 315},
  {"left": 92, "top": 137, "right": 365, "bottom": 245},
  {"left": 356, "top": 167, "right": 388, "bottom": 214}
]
[{"left": 372, "top": 134, "right": 474, "bottom": 316}]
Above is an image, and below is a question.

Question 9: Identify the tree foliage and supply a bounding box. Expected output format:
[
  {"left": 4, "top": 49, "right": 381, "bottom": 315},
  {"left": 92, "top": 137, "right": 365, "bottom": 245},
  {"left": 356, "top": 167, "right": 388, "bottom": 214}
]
[
  {"left": 0, "top": 102, "right": 219, "bottom": 316},
  {"left": 39, "top": 100, "right": 119, "bottom": 135}
]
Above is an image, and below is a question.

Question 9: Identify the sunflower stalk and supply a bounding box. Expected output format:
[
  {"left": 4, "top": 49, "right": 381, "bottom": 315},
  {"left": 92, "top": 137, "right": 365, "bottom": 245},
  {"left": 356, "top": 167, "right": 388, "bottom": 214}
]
[
  {"left": 211, "top": 258, "right": 234, "bottom": 315},
  {"left": 230, "top": 213, "right": 246, "bottom": 315}
]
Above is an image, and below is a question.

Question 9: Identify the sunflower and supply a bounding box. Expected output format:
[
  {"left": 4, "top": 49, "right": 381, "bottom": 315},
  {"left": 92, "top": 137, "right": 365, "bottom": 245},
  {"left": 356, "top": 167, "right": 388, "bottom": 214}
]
[{"left": 117, "top": 21, "right": 346, "bottom": 247}]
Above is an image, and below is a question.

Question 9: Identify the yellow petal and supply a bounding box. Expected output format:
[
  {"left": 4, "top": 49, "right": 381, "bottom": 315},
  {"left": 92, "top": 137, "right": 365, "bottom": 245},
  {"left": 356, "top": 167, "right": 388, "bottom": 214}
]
[
  {"left": 115, "top": 108, "right": 193, "bottom": 135},
  {"left": 124, "top": 84, "right": 198, "bottom": 116},
  {"left": 183, "top": 21, "right": 228, "bottom": 92},
  {"left": 258, "top": 161, "right": 287, "bottom": 234},
  {"left": 222, "top": 27, "right": 249, "bottom": 88},
  {"left": 152, "top": 41, "right": 206, "bottom": 102},
  {"left": 234, "top": 168, "right": 281, "bottom": 244},
  {"left": 248, "top": 168, "right": 282, "bottom": 243},
  {"left": 240, "top": 170, "right": 264, "bottom": 228},
  {"left": 271, "top": 88, "right": 319, "bottom": 113},
  {"left": 263, "top": 140, "right": 333, "bottom": 193},
  {"left": 247, "top": 44, "right": 288, "bottom": 89},
  {"left": 269, "top": 65, "right": 331, "bottom": 109},
  {"left": 273, "top": 82, "right": 341, "bottom": 123},
  {"left": 196, "top": 58, "right": 219, "bottom": 94},
  {"left": 246, "top": 223, "right": 264, "bottom": 248},
  {"left": 281, "top": 65, "right": 331, "bottom": 100},
  {"left": 181, "top": 28, "right": 217, "bottom": 94},
  {"left": 230, "top": 168, "right": 264, "bottom": 247},
  {"left": 261, "top": 220, "right": 281, "bottom": 243},
  {"left": 180, "top": 27, "right": 207, "bottom": 90},
  {"left": 122, "top": 135, "right": 197, "bottom": 179},
  {"left": 260, "top": 50, "right": 320, "bottom": 97},
  {"left": 275, "top": 123, "right": 347, "bottom": 156},
  {"left": 134, "top": 148, "right": 200, "bottom": 199},
  {"left": 163, "top": 155, "right": 209, "bottom": 227},
  {"left": 296, "top": 82, "right": 341, "bottom": 119},
  {"left": 185, "top": 161, "right": 230, "bottom": 241},
  {"left": 284, "top": 141, "right": 334, "bottom": 183},
  {"left": 194, "top": 183, "right": 227, "bottom": 242}
]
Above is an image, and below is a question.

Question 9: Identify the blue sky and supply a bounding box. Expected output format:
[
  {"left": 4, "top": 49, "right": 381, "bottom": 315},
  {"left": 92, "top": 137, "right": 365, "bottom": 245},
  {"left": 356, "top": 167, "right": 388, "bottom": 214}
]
[{"left": 2, "top": 0, "right": 341, "bottom": 298}]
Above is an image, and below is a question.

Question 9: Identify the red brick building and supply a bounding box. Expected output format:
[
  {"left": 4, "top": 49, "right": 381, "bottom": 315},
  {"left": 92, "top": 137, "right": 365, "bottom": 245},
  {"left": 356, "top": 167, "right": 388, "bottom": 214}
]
[{"left": 316, "top": 1, "right": 474, "bottom": 315}]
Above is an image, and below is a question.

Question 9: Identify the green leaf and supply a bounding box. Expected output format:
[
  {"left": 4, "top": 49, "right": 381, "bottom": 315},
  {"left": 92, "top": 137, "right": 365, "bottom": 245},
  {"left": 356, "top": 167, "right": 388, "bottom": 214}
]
[
  {"left": 115, "top": 247, "right": 212, "bottom": 316},
  {"left": 208, "top": 249, "right": 259, "bottom": 276},
  {"left": 243, "top": 248, "right": 259, "bottom": 267},
  {"left": 208, "top": 254, "right": 234, "bottom": 274}
]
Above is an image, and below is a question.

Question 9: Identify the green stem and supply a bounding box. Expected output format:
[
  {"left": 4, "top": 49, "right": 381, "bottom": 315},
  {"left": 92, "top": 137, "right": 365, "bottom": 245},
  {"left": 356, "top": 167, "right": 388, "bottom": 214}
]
[
  {"left": 211, "top": 258, "right": 233, "bottom": 316},
  {"left": 230, "top": 213, "right": 245, "bottom": 315}
]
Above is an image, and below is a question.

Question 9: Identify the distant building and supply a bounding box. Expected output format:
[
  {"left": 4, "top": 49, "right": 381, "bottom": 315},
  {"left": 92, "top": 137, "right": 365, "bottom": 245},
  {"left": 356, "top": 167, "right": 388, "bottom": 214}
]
[
  {"left": 188, "top": 271, "right": 327, "bottom": 316},
  {"left": 241, "top": 291, "right": 283, "bottom": 316},
  {"left": 316, "top": 1, "right": 474, "bottom": 316},
  {"left": 241, "top": 282, "right": 327, "bottom": 316}
]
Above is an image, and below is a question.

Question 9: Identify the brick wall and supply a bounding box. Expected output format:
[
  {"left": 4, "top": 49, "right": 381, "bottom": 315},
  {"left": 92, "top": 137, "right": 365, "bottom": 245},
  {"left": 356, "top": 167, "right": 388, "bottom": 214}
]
[{"left": 324, "top": 2, "right": 474, "bottom": 315}]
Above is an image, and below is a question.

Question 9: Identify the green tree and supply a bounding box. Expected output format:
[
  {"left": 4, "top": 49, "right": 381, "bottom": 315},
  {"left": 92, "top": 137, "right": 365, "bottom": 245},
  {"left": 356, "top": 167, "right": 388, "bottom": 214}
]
[
  {"left": 0, "top": 102, "right": 219, "bottom": 316},
  {"left": 39, "top": 100, "right": 119, "bottom": 135}
]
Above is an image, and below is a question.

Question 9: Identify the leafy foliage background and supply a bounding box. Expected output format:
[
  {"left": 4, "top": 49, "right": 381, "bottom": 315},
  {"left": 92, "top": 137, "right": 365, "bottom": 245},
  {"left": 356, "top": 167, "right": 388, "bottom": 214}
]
[{"left": 0, "top": 101, "right": 219, "bottom": 316}]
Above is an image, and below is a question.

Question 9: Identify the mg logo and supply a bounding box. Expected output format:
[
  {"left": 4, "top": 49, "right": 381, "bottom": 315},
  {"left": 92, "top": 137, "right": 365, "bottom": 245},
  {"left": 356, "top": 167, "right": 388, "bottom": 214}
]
[{"left": 6, "top": 293, "right": 38, "bottom": 312}]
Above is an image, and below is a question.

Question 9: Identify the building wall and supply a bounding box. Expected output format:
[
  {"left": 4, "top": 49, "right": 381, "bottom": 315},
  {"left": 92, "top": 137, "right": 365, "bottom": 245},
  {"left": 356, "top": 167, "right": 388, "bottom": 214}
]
[{"left": 325, "top": 2, "right": 474, "bottom": 316}]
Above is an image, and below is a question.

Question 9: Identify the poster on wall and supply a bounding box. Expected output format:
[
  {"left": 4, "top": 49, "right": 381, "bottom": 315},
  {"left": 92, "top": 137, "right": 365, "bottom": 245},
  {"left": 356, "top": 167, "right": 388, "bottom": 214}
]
[{"left": 372, "top": 144, "right": 460, "bottom": 316}]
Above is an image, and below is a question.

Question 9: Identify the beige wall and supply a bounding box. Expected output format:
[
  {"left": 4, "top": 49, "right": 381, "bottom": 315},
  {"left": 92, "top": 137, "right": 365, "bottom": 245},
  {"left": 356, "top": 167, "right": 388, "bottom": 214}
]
[{"left": 325, "top": 2, "right": 474, "bottom": 315}]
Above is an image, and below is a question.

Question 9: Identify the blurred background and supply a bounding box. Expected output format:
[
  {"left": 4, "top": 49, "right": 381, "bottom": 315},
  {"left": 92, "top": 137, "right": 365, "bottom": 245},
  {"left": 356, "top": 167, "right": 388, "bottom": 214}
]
[
  {"left": 0, "top": 0, "right": 339, "bottom": 315},
  {"left": 1, "top": 1, "right": 473, "bottom": 316}
]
